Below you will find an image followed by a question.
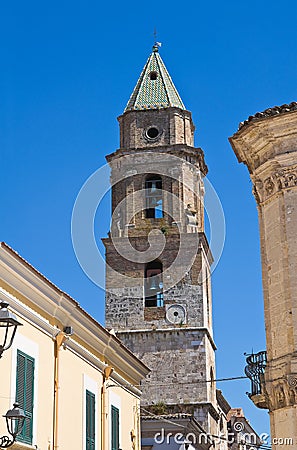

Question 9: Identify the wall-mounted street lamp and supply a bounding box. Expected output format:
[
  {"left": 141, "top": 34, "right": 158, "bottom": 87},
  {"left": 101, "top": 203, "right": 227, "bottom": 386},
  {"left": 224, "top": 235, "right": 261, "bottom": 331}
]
[
  {"left": 1, "top": 403, "right": 26, "bottom": 448},
  {"left": 0, "top": 302, "right": 25, "bottom": 447},
  {"left": 0, "top": 302, "right": 22, "bottom": 358}
]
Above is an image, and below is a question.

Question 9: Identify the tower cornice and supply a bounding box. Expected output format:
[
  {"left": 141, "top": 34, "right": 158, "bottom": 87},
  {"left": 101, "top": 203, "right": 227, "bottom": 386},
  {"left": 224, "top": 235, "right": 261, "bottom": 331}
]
[
  {"left": 116, "top": 326, "right": 217, "bottom": 350},
  {"left": 105, "top": 145, "right": 208, "bottom": 176}
]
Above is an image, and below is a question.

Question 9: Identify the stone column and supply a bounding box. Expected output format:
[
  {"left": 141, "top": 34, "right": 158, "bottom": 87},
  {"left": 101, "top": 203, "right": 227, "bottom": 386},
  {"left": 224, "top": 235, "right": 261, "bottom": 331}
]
[{"left": 229, "top": 104, "right": 297, "bottom": 449}]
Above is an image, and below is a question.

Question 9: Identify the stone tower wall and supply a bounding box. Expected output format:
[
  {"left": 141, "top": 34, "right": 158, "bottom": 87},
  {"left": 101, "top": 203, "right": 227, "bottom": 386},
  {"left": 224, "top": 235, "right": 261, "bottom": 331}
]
[
  {"left": 101, "top": 46, "right": 230, "bottom": 446},
  {"left": 117, "top": 329, "right": 216, "bottom": 406},
  {"left": 104, "top": 233, "right": 212, "bottom": 332},
  {"left": 106, "top": 149, "right": 207, "bottom": 236},
  {"left": 118, "top": 108, "right": 195, "bottom": 149}
]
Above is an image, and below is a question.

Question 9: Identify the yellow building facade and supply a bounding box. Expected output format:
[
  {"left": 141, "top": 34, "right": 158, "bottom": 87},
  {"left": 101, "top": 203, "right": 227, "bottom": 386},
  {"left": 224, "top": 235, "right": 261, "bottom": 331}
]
[{"left": 0, "top": 242, "right": 149, "bottom": 450}]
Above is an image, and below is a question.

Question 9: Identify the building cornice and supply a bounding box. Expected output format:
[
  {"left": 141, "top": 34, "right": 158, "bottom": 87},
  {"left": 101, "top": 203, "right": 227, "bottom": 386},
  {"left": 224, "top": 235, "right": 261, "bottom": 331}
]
[
  {"left": 65, "top": 338, "right": 143, "bottom": 397},
  {"left": 0, "top": 285, "right": 142, "bottom": 397},
  {"left": 0, "top": 285, "right": 57, "bottom": 339},
  {"left": 0, "top": 242, "right": 149, "bottom": 383}
]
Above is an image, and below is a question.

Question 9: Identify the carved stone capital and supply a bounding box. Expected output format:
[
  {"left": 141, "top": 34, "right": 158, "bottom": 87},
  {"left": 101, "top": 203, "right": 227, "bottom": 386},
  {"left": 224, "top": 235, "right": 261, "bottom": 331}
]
[
  {"left": 252, "top": 165, "right": 297, "bottom": 204},
  {"left": 266, "top": 375, "right": 297, "bottom": 411}
]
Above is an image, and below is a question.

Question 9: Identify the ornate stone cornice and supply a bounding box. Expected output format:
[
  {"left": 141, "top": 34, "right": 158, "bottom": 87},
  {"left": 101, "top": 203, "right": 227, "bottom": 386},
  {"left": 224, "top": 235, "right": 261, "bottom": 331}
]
[{"left": 229, "top": 108, "right": 297, "bottom": 172}]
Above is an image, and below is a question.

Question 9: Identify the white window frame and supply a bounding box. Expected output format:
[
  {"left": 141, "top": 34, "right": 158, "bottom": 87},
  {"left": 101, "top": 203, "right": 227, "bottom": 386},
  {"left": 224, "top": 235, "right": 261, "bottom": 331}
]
[
  {"left": 10, "top": 333, "right": 39, "bottom": 446},
  {"left": 109, "top": 390, "right": 121, "bottom": 450},
  {"left": 83, "top": 374, "right": 98, "bottom": 450}
]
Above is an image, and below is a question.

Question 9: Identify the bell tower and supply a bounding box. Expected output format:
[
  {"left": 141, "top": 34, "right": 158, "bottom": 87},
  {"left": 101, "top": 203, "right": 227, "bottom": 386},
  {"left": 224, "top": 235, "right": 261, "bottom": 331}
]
[{"left": 103, "top": 45, "right": 220, "bottom": 436}]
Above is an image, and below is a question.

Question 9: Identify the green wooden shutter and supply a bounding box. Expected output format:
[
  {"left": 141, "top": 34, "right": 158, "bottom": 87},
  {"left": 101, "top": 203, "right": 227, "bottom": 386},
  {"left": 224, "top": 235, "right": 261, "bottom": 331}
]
[
  {"left": 111, "top": 405, "right": 119, "bottom": 450},
  {"left": 86, "top": 390, "right": 95, "bottom": 450},
  {"left": 15, "top": 350, "right": 35, "bottom": 445}
]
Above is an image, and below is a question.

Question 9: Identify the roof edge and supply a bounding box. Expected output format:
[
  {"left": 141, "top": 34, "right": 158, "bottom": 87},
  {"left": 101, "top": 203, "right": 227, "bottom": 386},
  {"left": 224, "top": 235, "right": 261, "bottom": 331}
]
[
  {"left": 237, "top": 101, "right": 297, "bottom": 131},
  {"left": 0, "top": 242, "right": 150, "bottom": 376}
]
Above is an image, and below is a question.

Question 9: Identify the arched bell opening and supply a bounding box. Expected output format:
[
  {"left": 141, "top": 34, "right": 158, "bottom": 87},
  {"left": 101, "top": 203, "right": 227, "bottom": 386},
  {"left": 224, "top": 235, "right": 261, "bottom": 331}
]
[
  {"left": 144, "top": 260, "right": 163, "bottom": 307},
  {"left": 145, "top": 176, "right": 163, "bottom": 219}
]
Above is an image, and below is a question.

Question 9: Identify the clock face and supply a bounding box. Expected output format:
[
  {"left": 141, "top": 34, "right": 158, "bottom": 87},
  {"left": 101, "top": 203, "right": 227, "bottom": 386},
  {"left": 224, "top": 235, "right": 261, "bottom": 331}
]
[{"left": 166, "top": 305, "right": 186, "bottom": 324}]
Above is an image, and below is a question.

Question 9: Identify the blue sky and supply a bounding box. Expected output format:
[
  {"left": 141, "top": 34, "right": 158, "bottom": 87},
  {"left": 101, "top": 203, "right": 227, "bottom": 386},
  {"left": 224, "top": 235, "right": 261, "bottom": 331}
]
[{"left": 1, "top": 0, "right": 296, "bottom": 436}]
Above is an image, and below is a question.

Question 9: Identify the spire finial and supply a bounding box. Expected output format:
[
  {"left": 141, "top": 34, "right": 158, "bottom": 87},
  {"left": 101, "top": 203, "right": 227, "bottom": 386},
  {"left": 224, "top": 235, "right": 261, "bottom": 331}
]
[{"left": 152, "top": 28, "right": 161, "bottom": 52}]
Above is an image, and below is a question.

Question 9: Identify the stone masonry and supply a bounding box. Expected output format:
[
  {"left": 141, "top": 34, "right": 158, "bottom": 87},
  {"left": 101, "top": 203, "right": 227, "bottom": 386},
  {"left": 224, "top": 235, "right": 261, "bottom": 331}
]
[
  {"left": 104, "top": 46, "right": 228, "bottom": 446},
  {"left": 229, "top": 103, "right": 297, "bottom": 449}
]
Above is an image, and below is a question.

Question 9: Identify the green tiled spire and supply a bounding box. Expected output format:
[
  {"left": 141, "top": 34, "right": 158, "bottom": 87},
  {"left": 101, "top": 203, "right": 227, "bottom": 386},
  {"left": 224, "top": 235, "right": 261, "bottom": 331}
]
[{"left": 125, "top": 45, "right": 186, "bottom": 111}]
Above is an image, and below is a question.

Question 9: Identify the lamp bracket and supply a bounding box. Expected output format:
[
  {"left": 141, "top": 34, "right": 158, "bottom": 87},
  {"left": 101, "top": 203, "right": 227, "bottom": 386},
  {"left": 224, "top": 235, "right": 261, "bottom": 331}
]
[{"left": 0, "top": 434, "right": 14, "bottom": 448}]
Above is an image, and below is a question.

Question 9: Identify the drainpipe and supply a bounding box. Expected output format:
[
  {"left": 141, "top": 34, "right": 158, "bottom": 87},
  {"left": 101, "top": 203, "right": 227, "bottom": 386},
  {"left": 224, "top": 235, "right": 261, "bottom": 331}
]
[
  {"left": 101, "top": 366, "right": 113, "bottom": 450},
  {"left": 53, "top": 332, "right": 66, "bottom": 450},
  {"left": 135, "top": 401, "right": 140, "bottom": 450}
]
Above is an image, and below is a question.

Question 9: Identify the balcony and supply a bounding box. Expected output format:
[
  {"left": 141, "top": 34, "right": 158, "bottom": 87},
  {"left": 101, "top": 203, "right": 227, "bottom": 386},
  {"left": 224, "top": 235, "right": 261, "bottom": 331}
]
[{"left": 245, "top": 350, "right": 268, "bottom": 409}]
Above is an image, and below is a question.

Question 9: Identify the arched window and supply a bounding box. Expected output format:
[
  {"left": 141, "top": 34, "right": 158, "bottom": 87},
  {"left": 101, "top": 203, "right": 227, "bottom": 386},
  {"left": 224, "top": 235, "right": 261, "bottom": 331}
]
[
  {"left": 144, "top": 260, "right": 163, "bottom": 307},
  {"left": 145, "top": 176, "right": 163, "bottom": 219}
]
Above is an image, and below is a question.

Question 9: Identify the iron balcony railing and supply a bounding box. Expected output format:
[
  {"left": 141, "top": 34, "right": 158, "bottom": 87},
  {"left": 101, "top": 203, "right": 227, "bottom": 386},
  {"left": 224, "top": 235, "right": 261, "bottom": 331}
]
[{"left": 245, "top": 350, "right": 267, "bottom": 397}]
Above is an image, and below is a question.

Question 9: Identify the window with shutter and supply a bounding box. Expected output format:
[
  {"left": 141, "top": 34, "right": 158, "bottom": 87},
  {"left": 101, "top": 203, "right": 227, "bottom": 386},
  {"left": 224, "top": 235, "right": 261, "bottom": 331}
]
[
  {"left": 86, "top": 390, "right": 95, "bottom": 450},
  {"left": 111, "top": 405, "right": 119, "bottom": 450},
  {"left": 15, "top": 350, "right": 35, "bottom": 445}
]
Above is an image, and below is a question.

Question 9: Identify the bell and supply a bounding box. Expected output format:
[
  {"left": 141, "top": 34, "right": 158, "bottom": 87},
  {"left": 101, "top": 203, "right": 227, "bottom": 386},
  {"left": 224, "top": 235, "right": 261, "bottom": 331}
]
[
  {"left": 149, "top": 277, "right": 159, "bottom": 290},
  {"left": 150, "top": 197, "right": 159, "bottom": 207},
  {"left": 150, "top": 181, "right": 157, "bottom": 193}
]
